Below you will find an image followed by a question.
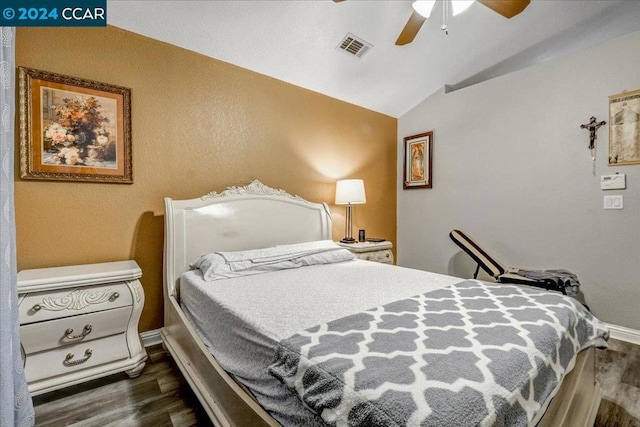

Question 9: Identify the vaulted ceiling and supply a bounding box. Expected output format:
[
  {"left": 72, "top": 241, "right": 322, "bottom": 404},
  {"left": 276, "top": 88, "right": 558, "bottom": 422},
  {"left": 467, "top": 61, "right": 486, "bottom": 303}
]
[{"left": 108, "top": 0, "right": 640, "bottom": 117}]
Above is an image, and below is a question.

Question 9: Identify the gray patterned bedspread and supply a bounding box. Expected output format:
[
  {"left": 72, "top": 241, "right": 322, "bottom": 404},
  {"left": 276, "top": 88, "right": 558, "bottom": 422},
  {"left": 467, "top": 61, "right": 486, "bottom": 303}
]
[{"left": 269, "top": 280, "right": 609, "bottom": 426}]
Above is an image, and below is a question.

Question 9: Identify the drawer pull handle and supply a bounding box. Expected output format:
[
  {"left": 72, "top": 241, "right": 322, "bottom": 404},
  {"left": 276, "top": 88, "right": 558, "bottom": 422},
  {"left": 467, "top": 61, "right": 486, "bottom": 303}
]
[
  {"left": 64, "top": 349, "right": 93, "bottom": 366},
  {"left": 32, "top": 304, "right": 41, "bottom": 312},
  {"left": 110, "top": 292, "right": 120, "bottom": 301},
  {"left": 64, "top": 325, "right": 92, "bottom": 340}
]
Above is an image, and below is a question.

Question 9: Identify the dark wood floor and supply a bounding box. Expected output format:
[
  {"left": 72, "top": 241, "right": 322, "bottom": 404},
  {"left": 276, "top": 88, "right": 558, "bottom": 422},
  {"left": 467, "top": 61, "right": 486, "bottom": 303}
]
[
  {"left": 32, "top": 345, "right": 213, "bottom": 427},
  {"left": 33, "top": 340, "right": 640, "bottom": 426},
  {"left": 595, "top": 338, "right": 640, "bottom": 427}
]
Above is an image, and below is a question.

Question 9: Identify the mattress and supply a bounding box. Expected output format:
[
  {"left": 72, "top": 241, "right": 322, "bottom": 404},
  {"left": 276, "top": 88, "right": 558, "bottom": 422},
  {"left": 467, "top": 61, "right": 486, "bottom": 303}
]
[{"left": 179, "top": 259, "right": 462, "bottom": 426}]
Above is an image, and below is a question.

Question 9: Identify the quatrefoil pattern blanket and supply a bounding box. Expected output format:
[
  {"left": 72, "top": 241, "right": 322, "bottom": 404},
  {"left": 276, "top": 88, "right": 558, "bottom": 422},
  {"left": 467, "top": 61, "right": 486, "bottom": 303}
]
[{"left": 269, "top": 280, "right": 609, "bottom": 427}]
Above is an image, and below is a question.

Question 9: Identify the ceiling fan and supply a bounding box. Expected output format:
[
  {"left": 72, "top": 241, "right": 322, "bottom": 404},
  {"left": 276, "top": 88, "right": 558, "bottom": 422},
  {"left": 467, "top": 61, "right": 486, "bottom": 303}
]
[{"left": 334, "top": 0, "right": 531, "bottom": 46}]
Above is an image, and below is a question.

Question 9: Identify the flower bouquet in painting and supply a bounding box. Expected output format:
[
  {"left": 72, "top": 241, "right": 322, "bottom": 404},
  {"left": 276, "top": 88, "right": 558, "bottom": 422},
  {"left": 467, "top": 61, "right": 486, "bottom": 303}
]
[
  {"left": 43, "top": 96, "right": 114, "bottom": 166},
  {"left": 20, "top": 67, "right": 132, "bottom": 183}
]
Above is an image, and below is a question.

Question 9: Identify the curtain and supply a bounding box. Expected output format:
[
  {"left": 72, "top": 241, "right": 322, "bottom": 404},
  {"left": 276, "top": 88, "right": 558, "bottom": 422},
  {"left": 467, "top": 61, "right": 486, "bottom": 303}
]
[{"left": 0, "top": 27, "right": 35, "bottom": 427}]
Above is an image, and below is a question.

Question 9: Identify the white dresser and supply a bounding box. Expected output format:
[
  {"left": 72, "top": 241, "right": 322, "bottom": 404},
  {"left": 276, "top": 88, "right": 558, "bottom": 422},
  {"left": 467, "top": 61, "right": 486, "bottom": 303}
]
[
  {"left": 337, "top": 240, "right": 394, "bottom": 264},
  {"left": 17, "top": 260, "right": 147, "bottom": 396}
]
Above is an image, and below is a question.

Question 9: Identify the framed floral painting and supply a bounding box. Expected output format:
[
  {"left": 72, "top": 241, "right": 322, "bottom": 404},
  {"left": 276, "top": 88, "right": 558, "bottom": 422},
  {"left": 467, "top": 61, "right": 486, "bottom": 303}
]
[
  {"left": 19, "top": 67, "right": 132, "bottom": 183},
  {"left": 403, "top": 131, "right": 433, "bottom": 189}
]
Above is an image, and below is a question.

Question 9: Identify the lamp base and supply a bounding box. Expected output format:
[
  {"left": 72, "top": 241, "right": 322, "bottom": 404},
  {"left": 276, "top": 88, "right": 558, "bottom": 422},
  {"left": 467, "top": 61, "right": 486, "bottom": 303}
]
[{"left": 340, "top": 237, "right": 356, "bottom": 244}]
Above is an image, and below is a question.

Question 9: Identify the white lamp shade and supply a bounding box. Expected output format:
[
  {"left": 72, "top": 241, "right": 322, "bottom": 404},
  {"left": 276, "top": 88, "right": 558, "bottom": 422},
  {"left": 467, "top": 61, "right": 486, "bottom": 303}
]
[{"left": 335, "top": 179, "right": 366, "bottom": 205}]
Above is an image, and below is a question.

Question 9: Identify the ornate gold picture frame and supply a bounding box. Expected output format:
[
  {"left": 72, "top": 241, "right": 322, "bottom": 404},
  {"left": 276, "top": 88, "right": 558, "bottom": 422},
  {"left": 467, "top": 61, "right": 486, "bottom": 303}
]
[{"left": 19, "top": 67, "right": 132, "bottom": 183}]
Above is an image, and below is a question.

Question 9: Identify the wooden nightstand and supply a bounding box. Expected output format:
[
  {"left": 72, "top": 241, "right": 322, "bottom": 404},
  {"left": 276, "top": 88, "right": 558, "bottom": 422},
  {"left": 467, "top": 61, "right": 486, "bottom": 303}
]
[
  {"left": 17, "top": 260, "right": 147, "bottom": 396},
  {"left": 337, "top": 240, "right": 394, "bottom": 264}
]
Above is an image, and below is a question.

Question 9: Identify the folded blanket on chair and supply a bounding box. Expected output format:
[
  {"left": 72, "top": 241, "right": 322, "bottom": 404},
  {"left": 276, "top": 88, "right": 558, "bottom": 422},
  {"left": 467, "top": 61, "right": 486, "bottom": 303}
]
[{"left": 516, "top": 269, "right": 580, "bottom": 296}]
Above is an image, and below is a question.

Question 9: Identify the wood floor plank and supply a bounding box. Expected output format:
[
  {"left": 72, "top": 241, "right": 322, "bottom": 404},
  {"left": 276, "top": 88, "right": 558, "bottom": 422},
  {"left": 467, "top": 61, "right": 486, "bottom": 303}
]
[
  {"left": 596, "top": 339, "right": 640, "bottom": 427},
  {"left": 621, "top": 345, "right": 640, "bottom": 388},
  {"left": 596, "top": 398, "right": 640, "bottom": 427}
]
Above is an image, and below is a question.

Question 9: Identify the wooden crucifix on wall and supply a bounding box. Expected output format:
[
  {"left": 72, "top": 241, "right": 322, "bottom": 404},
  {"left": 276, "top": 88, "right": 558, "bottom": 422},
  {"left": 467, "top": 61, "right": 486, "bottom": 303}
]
[
  {"left": 580, "top": 116, "right": 606, "bottom": 175},
  {"left": 580, "top": 116, "right": 607, "bottom": 150}
]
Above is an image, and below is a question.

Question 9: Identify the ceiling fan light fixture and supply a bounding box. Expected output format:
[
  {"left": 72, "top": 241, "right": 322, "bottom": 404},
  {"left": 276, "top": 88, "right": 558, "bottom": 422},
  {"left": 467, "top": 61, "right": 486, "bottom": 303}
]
[
  {"left": 412, "top": 0, "right": 436, "bottom": 18},
  {"left": 451, "top": 0, "right": 475, "bottom": 16}
]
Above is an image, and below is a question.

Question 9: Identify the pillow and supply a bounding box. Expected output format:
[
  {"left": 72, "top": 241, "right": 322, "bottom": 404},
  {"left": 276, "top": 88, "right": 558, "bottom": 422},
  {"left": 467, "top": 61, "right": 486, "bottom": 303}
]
[{"left": 191, "top": 240, "right": 355, "bottom": 281}]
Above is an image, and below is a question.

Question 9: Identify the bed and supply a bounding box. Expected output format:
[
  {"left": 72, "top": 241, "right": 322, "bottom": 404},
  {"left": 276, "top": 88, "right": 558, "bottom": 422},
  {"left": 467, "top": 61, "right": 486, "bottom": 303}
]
[{"left": 161, "top": 180, "right": 608, "bottom": 427}]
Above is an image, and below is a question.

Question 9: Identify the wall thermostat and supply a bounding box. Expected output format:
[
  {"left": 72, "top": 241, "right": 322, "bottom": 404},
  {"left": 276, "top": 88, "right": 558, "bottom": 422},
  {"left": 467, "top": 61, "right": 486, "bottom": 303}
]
[{"left": 600, "top": 174, "right": 626, "bottom": 190}]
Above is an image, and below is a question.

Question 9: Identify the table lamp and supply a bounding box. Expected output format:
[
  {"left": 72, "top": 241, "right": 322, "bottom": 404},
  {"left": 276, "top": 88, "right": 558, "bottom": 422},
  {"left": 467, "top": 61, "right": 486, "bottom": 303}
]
[{"left": 335, "top": 179, "right": 366, "bottom": 244}]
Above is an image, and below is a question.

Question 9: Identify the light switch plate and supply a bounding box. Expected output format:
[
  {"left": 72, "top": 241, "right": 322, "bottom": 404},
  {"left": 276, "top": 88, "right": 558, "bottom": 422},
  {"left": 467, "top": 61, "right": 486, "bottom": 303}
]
[
  {"left": 601, "top": 174, "right": 626, "bottom": 190},
  {"left": 604, "top": 195, "right": 623, "bottom": 209}
]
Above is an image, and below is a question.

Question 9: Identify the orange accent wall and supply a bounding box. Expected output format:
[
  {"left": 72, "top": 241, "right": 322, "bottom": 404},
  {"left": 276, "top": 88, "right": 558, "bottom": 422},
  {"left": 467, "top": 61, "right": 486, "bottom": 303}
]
[{"left": 15, "top": 26, "right": 397, "bottom": 332}]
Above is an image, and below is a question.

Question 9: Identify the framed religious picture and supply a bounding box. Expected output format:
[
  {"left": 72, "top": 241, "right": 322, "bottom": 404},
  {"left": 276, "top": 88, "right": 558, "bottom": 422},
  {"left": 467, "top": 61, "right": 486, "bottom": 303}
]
[
  {"left": 19, "top": 67, "right": 132, "bottom": 183},
  {"left": 608, "top": 89, "right": 640, "bottom": 166},
  {"left": 403, "top": 131, "right": 433, "bottom": 189}
]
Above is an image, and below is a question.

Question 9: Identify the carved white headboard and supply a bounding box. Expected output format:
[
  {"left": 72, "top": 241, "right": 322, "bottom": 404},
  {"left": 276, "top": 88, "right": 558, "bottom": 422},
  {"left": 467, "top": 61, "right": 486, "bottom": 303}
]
[{"left": 163, "top": 180, "right": 332, "bottom": 297}]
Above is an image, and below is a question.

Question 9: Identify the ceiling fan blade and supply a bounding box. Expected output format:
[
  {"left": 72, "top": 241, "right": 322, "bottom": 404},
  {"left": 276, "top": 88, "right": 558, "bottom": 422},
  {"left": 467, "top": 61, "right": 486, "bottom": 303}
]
[
  {"left": 395, "top": 11, "right": 427, "bottom": 46},
  {"left": 477, "top": 0, "right": 530, "bottom": 18}
]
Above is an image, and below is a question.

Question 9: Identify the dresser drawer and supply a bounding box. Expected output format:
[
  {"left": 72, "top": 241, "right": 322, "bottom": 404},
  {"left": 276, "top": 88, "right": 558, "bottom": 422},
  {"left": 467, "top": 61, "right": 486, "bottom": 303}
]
[
  {"left": 19, "top": 282, "right": 132, "bottom": 324},
  {"left": 25, "top": 333, "right": 129, "bottom": 384},
  {"left": 20, "top": 306, "right": 132, "bottom": 354},
  {"left": 356, "top": 249, "right": 394, "bottom": 264}
]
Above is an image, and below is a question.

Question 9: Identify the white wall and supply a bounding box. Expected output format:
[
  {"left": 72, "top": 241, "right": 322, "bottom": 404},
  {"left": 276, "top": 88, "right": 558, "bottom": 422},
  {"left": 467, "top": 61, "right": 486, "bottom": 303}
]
[{"left": 398, "top": 31, "right": 640, "bottom": 330}]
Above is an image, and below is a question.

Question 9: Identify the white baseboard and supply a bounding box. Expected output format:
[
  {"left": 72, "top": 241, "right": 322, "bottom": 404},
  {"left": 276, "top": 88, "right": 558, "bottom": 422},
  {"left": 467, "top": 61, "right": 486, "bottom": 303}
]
[
  {"left": 606, "top": 323, "right": 640, "bottom": 345},
  {"left": 140, "top": 329, "right": 163, "bottom": 347}
]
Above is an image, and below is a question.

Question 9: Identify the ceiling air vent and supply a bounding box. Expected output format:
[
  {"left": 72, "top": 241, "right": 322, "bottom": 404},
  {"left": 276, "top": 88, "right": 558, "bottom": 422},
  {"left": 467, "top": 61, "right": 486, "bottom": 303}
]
[{"left": 336, "top": 33, "right": 373, "bottom": 59}]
